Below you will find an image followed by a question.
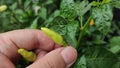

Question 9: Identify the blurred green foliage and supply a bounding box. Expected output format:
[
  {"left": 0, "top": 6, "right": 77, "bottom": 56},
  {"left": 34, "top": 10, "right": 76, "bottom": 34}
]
[
  {"left": 0, "top": 0, "right": 120, "bottom": 68},
  {"left": 0, "top": 0, "right": 61, "bottom": 32}
]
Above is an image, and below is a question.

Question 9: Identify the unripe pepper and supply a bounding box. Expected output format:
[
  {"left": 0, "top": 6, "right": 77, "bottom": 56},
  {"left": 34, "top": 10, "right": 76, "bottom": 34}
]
[
  {"left": 18, "top": 49, "right": 36, "bottom": 62},
  {"left": 18, "top": 27, "right": 67, "bottom": 62},
  {"left": 0, "top": 5, "right": 7, "bottom": 12},
  {"left": 41, "top": 27, "right": 67, "bottom": 46},
  {"left": 89, "top": 19, "right": 94, "bottom": 26}
]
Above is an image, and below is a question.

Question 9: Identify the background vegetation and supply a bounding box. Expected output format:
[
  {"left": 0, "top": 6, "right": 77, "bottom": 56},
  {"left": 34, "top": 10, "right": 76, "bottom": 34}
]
[{"left": 0, "top": 0, "right": 120, "bottom": 68}]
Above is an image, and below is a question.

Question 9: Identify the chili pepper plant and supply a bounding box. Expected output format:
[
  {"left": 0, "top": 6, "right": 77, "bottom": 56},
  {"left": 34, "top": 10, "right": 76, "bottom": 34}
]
[{"left": 0, "top": 0, "right": 120, "bottom": 68}]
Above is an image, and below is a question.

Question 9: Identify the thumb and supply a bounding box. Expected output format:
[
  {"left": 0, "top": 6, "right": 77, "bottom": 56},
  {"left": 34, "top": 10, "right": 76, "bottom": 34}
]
[{"left": 27, "top": 46, "right": 77, "bottom": 68}]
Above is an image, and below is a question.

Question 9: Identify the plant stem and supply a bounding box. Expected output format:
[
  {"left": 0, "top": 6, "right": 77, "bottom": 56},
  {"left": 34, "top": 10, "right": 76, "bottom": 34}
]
[
  {"left": 79, "top": 16, "right": 83, "bottom": 29},
  {"left": 82, "top": 16, "right": 92, "bottom": 30},
  {"left": 76, "top": 16, "right": 92, "bottom": 49},
  {"left": 76, "top": 30, "right": 83, "bottom": 49}
]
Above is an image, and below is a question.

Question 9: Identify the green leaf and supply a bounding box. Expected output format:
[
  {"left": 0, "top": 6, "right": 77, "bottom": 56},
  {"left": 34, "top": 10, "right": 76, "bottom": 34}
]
[
  {"left": 53, "top": 10, "right": 60, "bottom": 17},
  {"left": 45, "top": 0, "right": 53, "bottom": 5},
  {"left": 24, "top": 0, "right": 32, "bottom": 9},
  {"left": 110, "top": 0, "right": 120, "bottom": 9},
  {"left": 115, "top": 61, "right": 120, "bottom": 68},
  {"left": 44, "top": 10, "right": 60, "bottom": 27},
  {"left": 91, "top": 1, "right": 101, "bottom": 6},
  {"left": 15, "top": 9, "right": 24, "bottom": 15},
  {"left": 102, "top": 0, "right": 111, "bottom": 4},
  {"left": 29, "top": 17, "right": 38, "bottom": 29},
  {"left": 9, "top": 2, "right": 17, "bottom": 10},
  {"left": 109, "top": 36, "right": 120, "bottom": 54},
  {"left": 109, "top": 45, "right": 120, "bottom": 54},
  {"left": 49, "top": 16, "right": 67, "bottom": 36},
  {"left": 110, "top": 36, "right": 120, "bottom": 45},
  {"left": 60, "top": 0, "right": 77, "bottom": 20},
  {"left": 91, "top": 4, "right": 113, "bottom": 35},
  {"left": 39, "top": 7, "right": 47, "bottom": 20},
  {"left": 85, "top": 46, "right": 118, "bottom": 68},
  {"left": 75, "top": 0, "right": 91, "bottom": 16},
  {"left": 48, "top": 16, "right": 68, "bottom": 46},
  {"left": 65, "top": 21, "right": 78, "bottom": 48},
  {"left": 72, "top": 55, "right": 87, "bottom": 68},
  {"left": 49, "top": 16, "right": 78, "bottom": 47}
]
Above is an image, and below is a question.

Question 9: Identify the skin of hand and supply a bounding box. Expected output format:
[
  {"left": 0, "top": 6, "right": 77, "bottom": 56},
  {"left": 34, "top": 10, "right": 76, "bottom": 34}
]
[{"left": 0, "top": 29, "right": 77, "bottom": 68}]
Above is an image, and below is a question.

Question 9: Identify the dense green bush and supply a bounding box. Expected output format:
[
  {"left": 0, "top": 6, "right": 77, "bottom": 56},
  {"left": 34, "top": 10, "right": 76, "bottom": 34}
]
[{"left": 0, "top": 0, "right": 120, "bottom": 68}]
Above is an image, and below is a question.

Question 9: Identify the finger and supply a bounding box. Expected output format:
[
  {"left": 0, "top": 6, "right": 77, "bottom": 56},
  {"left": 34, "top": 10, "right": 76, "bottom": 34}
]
[
  {"left": 0, "top": 29, "right": 55, "bottom": 50},
  {"left": 36, "top": 51, "right": 47, "bottom": 60},
  {"left": 0, "top": 29, "right": 58, "bottom": 60},
  {"left": 0, "top": 53, "right": 15, "bottom": 68},
  {"left": 27, "top": 46, "right": 77, "bottom": 68}
]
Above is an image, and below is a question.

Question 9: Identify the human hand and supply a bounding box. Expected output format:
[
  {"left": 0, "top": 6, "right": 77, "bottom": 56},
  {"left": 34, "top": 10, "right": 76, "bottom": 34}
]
[{"left": 0, "top": 29, "right": 77, "bottom": 68}]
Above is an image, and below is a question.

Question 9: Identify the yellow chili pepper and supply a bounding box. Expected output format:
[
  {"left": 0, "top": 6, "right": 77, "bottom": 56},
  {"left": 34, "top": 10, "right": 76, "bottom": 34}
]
[
  {"left": 18, "top": 48, "right": 36, "bottom": 62},
  {"left": 41, "top": 27, "right": 66, "bottom": 46},
  {"left": 0, "top": 5, "right": 7, "bottom": 12},
  {"left": 90, "top": 19, "right": 94, "bottom": 26}
]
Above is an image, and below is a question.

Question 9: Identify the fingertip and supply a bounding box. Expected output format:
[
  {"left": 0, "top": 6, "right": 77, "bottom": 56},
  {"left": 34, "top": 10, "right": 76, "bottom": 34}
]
[
  {"left": 61, "top": 46, "right": 77, "bottom": 67},
  {"left": 27, "top": 46, "right": 77, "bottom": 68}
]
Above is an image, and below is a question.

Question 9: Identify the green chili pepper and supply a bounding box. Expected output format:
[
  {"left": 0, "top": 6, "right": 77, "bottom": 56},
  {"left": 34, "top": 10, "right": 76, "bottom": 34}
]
[
  {"left": 18, "top": 48, "right": 36, "bottom": 62},
  {"left": 41, "top": 27, "right": 67, "bottom": 46}
]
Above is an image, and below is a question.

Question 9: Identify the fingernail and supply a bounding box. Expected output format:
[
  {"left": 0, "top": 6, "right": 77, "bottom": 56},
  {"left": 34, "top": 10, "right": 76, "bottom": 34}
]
[{"left": 61, "top": 46, "right": 77, "bottom": 66}]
